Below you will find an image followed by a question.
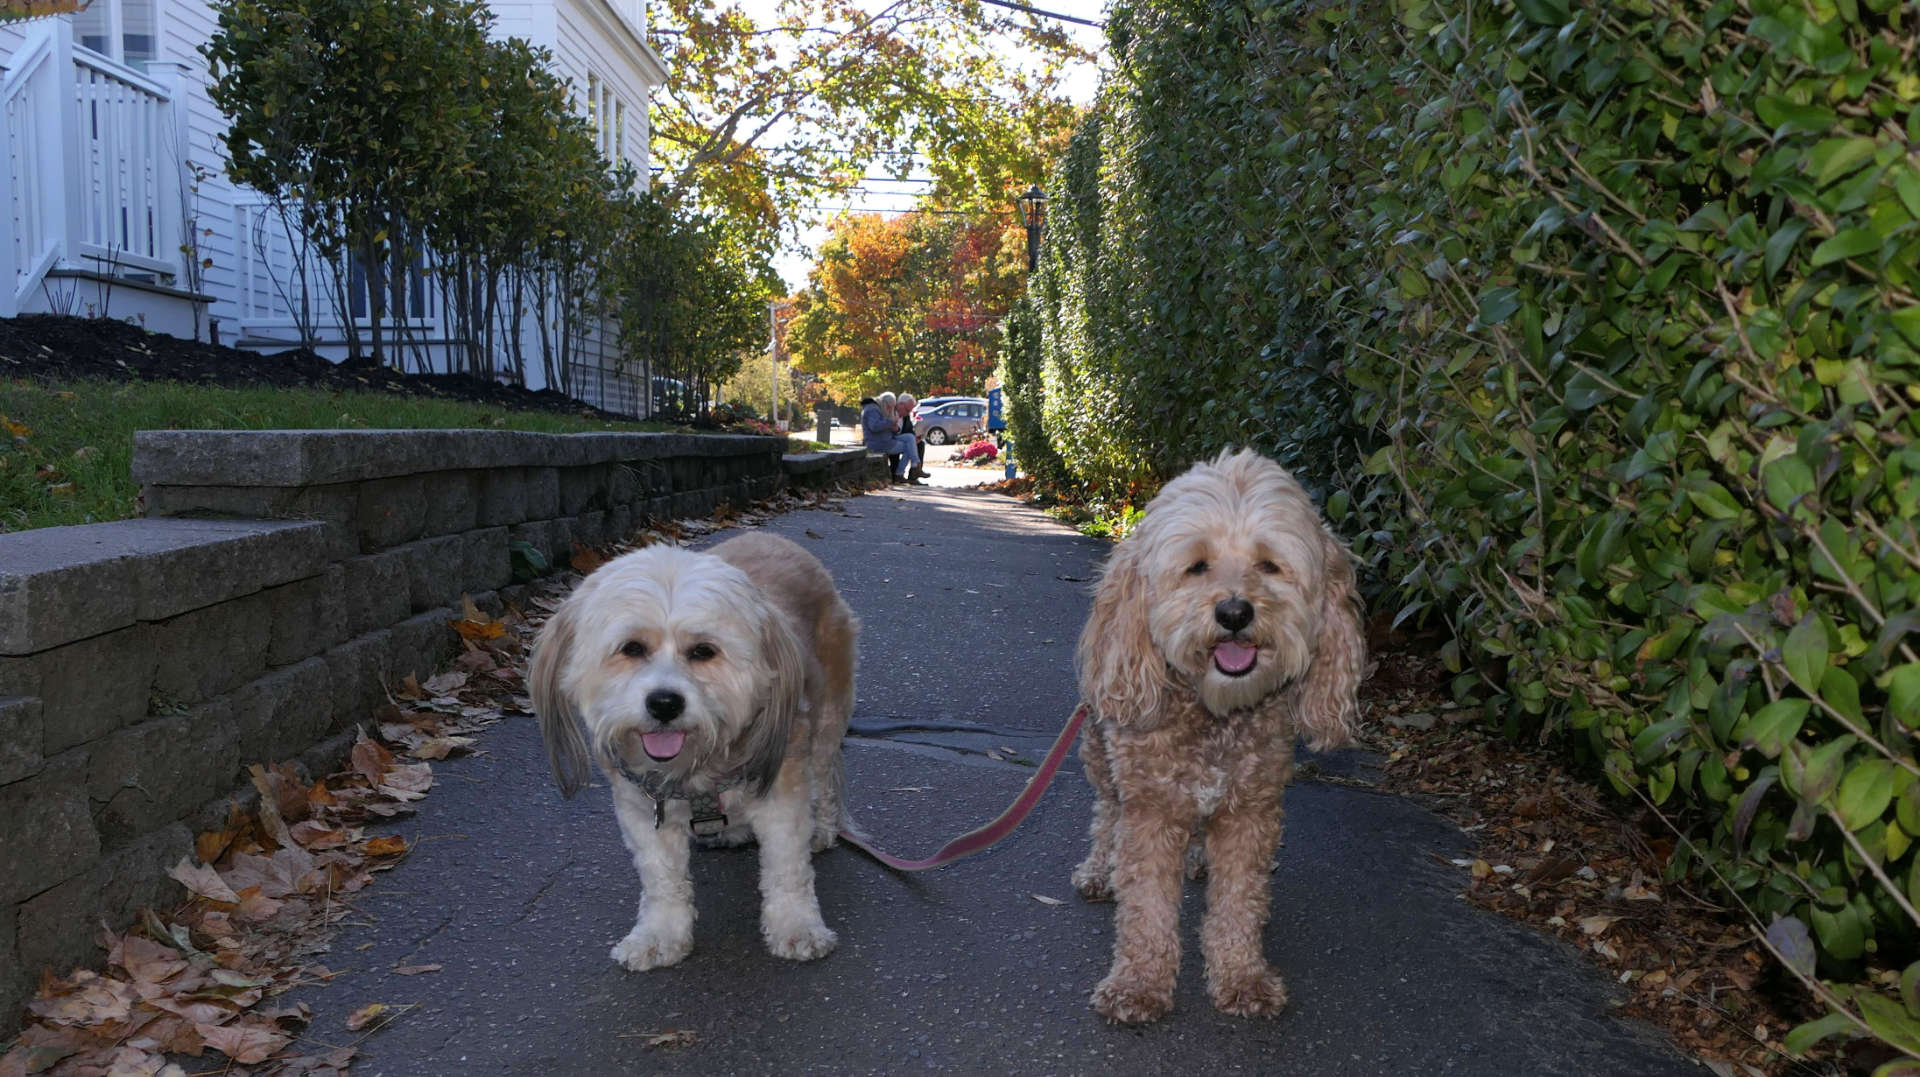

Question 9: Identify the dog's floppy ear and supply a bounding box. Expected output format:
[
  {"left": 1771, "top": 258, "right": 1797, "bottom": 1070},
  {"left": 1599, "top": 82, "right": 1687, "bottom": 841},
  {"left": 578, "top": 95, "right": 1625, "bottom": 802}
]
[
  {"left": 1077, "top": 539, "right": 1173, "bottom": 730},
  {"left": 736, "top": 605, "right": 804, "bottom": 796},
  {"left": 530, "top": 597, "right": 594, "bottom": 799},
  {"left": 1296, "top": 528, "right": 1365, "bottom": 751}
]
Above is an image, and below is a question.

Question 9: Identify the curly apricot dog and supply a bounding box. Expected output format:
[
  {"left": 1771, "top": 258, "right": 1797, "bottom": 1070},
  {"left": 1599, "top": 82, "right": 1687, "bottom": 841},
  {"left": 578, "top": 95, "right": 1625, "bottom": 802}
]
[{"left": 1072, "top": 449, "right": 1365, "bottom": 1023}]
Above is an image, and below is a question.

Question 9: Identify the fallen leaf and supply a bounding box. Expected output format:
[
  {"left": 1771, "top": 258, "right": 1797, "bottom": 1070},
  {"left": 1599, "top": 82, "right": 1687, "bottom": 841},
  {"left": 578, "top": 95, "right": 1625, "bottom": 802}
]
[
  {"left": 452, "top": 617, "right": 505, "bottom": 642},
  {"left": 407, "top": 735, "right": 474, "bottom": 760},
  {"left": 168, "top": 860, "right": 241, "bottom": 905},
  {"left": 1579, "top": 915, "right": 1621, "bottom": 937},
  {"left": 199, "top": 1017, "right": 291, "bottom": 1064},
  {"left": 350, "top": 735, "right": 395, "bottom": 782},
  {"left": 570, "top": 543, "right": 609, "bottom": 573},
  {"left": 804, "top": 529, "right": 824, "bottom": 539},
  {"left": 109, "top": 935, "right": 188, "bottom": 987},
  {"left": 421, "top": 671, "right": 468, "bottom": 696},
  {"left": 637, "top": 1028, "right": 698, "bottom": 1049},
  {"left": 344, "top": 1003, "right": 387, "bottom": 1032},
  {"left": 362, "top": 835, "right": 409, "bottom": 857},
  {"left": 392, "top": 964, "right": 442, "bottom": 976}
]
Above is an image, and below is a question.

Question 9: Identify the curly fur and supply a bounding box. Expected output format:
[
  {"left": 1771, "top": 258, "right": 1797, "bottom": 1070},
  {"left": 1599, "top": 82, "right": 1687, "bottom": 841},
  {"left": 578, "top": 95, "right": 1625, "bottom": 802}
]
[{"left": 1072, "top": 449, "right": 1365, "bottom": 1023}]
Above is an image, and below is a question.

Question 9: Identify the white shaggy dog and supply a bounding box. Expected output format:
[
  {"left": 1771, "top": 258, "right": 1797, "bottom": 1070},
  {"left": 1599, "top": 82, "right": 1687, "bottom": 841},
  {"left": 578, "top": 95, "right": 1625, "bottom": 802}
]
[{"left": 530, "top": 531, "right": 859, "bottom": 969}]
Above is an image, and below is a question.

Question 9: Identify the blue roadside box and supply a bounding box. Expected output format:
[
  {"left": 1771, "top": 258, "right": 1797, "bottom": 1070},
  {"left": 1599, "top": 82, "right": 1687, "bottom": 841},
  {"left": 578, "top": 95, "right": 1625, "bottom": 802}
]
[{"left": 987, "top": 387, "right": 1006, "bottom": 431}]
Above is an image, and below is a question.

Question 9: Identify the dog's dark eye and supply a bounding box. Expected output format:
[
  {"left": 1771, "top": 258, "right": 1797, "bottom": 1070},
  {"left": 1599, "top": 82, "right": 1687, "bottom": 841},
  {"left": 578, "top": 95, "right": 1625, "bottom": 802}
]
[
  {"left": 1256, "top": 560, "right": 1281, "bottom": 575},
  {"left": 1186, "top": 560, "right": 1209, "bottom": 576},
  {"left": 619, "top": 640, "right": 649, "bottom": 659},
  {"left": 686, "top": 642, "right": 719, "bottom": 662}
]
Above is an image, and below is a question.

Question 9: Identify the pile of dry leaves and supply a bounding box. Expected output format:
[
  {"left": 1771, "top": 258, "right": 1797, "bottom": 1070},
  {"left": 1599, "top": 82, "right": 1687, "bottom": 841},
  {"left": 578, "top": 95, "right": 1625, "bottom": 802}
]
[
  {"left": 1, "top": 482, "right": 871, "bottom": 1077},
  {"left": 1, "top": 597, "right": 530, "bottom": 1077},
  {"left": 1365, "top": 647, "right": 1839, "bottom": 1077}
]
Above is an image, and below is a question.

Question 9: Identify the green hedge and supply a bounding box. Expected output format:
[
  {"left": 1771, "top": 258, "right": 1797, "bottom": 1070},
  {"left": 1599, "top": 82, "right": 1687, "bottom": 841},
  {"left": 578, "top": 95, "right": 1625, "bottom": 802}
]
[
  {"left": 1012, "top": 5, "right": 1365, "bottom": 507},
  {"left": 1017, "top": 0, "right": 1920, "bottom": 1000}
]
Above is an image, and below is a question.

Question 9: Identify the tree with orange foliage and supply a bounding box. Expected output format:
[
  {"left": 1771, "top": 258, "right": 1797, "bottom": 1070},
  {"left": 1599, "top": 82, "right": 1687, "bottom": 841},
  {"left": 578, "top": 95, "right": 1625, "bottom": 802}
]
[{"left": 786, "top": 208, "right": 1025, "bottom": 402}]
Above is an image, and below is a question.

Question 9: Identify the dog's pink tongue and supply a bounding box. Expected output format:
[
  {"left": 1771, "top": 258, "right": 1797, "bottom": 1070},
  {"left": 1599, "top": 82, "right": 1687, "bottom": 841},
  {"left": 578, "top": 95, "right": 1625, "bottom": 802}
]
[
  {"left": 1213, "top": 641, "right": 1258, "bottom": 674},
  {"left": 641, "top": 730, "right": 686, "bottom": 760}
]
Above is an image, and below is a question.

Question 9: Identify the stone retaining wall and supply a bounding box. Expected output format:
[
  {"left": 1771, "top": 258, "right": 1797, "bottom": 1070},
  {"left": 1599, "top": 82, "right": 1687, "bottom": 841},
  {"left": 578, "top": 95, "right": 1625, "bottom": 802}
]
[{"left": 0, "top": 429, "right": 876, "bottom": 1033}]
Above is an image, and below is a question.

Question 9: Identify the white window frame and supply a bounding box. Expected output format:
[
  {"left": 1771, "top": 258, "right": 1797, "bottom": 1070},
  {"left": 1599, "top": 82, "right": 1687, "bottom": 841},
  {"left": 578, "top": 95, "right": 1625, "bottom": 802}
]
[{"left": 72, "top": 0, "right": 163, "bottom": 71}]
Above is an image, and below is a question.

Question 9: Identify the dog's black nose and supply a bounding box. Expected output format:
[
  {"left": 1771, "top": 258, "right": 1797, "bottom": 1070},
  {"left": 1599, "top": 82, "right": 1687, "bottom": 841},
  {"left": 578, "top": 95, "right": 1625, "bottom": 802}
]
[
  {"left": 645, "top": 690, "right": 685, "bottom": 723},
  {"left": 1214, "top": 597, "right": 1254, "bottom": 633}
]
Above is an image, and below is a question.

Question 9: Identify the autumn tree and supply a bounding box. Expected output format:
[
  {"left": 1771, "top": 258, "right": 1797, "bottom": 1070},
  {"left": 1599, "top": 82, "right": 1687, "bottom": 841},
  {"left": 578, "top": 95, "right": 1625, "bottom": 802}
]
[
  {"left": 648, "top": 0, "right": 1088, "bottom": 261},
  {"left": 786, "top": 209, "right": 1023, "bottom": 401}
]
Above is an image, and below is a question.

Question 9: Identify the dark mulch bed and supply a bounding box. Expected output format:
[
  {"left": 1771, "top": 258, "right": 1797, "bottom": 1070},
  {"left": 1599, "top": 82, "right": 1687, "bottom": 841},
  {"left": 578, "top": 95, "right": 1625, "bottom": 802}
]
[{"left": 0, "top": 314, "right": 628, "bottom": 420}]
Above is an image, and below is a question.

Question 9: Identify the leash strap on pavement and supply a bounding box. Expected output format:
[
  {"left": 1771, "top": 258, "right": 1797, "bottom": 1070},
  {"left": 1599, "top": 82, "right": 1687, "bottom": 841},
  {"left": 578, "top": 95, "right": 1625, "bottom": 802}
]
[{"left": 839, "top": 704, "right": 1088, "bottom": 872}]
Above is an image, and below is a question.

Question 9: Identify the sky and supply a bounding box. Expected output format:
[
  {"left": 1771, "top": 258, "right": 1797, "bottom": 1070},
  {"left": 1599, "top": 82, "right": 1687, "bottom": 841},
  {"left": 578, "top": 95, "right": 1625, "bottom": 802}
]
[{"left": 739, "top": 0, "right": 1113, "bottom": 292}]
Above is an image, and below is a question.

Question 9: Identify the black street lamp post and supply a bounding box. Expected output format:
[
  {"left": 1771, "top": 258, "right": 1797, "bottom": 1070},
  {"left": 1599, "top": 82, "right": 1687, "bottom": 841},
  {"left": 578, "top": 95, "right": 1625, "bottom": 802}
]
[{"left": 1019, "top": 184, "right": 1046, "bottom": 271}]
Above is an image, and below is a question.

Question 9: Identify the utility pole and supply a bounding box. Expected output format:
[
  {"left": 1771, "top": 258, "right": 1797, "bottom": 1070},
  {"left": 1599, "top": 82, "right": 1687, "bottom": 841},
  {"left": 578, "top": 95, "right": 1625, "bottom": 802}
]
[{"left": 768, "top": 300, "right": 779, "bottom": 428}]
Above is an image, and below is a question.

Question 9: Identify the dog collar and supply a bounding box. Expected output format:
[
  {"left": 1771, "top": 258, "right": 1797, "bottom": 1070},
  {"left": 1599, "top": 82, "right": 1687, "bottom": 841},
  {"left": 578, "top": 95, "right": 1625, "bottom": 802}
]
[{"left": 617, "top": 759, "right": 746, "bottom": 838}]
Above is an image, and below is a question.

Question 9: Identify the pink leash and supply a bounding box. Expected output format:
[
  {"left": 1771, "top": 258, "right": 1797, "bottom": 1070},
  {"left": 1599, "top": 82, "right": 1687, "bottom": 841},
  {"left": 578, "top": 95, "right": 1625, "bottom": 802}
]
[{"left": 839, "top": 704, "right": 1088, "bottom": 872}]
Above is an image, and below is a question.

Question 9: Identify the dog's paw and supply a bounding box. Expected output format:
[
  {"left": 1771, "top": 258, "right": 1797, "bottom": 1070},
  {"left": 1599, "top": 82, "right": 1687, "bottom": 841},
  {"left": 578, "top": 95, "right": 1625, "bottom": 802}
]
[
  {"left": 809, "top": 825, "right": 840, "bottom": 853},
  {"left": 1071, "top": 862, "right": 1113, "bottom": 902},
  {"left": 1210, "top": 970, "right": 1289, "bottom": 1018},
  {"left": 764, "top": 920, "right": 838, "bottom": 961},
  {"left": 611, "top": 924, "right": 693, "bottom": 971},
  {"left": 1091, "top": 976, "right": 1173, "bottom": 1024}
]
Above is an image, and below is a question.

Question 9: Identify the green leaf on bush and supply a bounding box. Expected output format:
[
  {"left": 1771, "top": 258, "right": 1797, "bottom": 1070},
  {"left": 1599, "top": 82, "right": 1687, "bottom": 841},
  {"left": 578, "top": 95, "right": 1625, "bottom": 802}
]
[
  {"left": 1811, "top": 137, "right": 1879, "bottom": 187},
  {"left": 1763, "top": 456, "right": 1817, "bottom": 515},
  {"left": 1785, "top": 616, "right": 1829, "bottom": 688},
  {"left": 1784, "top": 1010, "right": 1859, "bottom": 1056},
  {"left": 1857, "top": 991, "right": 1920, "bottom": 1055},
  {"left": 1686, "top": 479, "right": 1743, "bottom": 520},
  {"left": 1743, "top": 698, "right": 1811, "bottom": 757},
  {"left": 1838, "top": 759, "right": 1899, "bottom": 830},
  {"left": 1512, "top": 0, "right": 1570, "bottom": 25},
  {"left": 1563, "top": 369, "right": 1616, "bottom": 411},
  {"left": 1797, "top": 735, "right": 1855, "bottom": 806},
  {"left": 1812, "top": 901, "right": 1868, "bottom": 960},
  {"left": 1811, "top": 228, "right": 1881, "bottom": 266},
  {"left": 1632, "top": 716, "right": 1692, "bottom": 765},
  {"left": 1477, "top": 287, "right": 1521, "bottom": 326},
  {"left": 1887, "top": 664, "right": 1920, "bottom": 729}
]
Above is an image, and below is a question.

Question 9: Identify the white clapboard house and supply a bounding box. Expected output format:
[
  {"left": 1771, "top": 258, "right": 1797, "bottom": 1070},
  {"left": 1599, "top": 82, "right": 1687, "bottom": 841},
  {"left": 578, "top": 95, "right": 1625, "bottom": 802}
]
[{"left": 0, "top": 0, "right": 668, "bottom": 415}]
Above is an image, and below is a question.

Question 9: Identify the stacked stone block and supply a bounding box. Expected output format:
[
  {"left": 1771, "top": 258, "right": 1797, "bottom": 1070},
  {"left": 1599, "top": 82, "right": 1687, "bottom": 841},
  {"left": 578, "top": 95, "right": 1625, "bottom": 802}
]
[{"left": 0, "top": 428, "right": 866, "bottom": 1034}]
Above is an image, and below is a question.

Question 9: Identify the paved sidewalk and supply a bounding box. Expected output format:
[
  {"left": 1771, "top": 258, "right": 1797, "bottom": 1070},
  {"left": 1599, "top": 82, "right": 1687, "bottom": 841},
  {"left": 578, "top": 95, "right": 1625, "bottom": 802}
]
[{"left": 282, "top": 487, "right": 1696, "bottom": 1075}]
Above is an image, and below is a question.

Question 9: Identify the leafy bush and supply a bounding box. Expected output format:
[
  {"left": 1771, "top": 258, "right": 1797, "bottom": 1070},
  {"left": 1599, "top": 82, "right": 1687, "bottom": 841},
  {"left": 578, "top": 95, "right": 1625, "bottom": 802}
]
[{"left": 1021, "top": 0, "right": 1920, "bottom": 1049}]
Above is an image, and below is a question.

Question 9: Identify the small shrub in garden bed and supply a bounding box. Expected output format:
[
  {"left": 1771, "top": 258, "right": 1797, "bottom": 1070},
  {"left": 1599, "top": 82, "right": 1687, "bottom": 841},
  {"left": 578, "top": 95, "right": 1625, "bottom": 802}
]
[{"left": 958, "top": 437, "right": 998, "bottom": 462}]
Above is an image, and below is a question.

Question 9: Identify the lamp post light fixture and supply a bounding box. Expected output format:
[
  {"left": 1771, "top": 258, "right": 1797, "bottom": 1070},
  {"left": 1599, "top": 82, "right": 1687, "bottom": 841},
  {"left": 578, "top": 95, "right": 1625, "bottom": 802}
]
[{"left": 1019, "top": 183, "right": 1046, "bottom": 271}]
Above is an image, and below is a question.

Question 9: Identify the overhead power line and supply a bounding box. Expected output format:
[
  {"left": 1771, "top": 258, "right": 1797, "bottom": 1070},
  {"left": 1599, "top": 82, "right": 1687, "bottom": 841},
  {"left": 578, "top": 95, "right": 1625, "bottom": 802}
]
[{"left": 979, "top": 0, "right": 1105, "bottom": 28}]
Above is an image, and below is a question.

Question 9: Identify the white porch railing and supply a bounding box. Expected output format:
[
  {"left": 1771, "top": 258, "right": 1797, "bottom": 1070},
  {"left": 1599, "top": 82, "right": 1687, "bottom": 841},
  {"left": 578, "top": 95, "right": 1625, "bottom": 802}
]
[
  {"left": 74, "top": 47, "right": 180, "bottom": 278},
  {"left": 1, "top": 23, "right": 69, "bottom": 315},
  {"left": 0, "top": 19, "right": 182, "bottom": 316}
]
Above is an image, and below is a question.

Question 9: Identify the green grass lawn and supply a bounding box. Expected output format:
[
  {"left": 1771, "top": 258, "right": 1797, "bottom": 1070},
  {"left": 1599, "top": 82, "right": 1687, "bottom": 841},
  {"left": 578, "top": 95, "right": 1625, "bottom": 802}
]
[{"left": 0, "top": 379, "right": 678, "bottom": 532}]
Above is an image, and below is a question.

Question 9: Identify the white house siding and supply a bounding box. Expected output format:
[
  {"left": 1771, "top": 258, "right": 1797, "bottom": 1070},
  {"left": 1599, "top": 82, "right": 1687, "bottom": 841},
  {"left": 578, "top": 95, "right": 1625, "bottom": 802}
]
[
  {"left": 156, "top": 0, "right": 242, "bottom": 327},
  {"left": 553, "top": 0, "right": 660, "bottom": 182}
]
